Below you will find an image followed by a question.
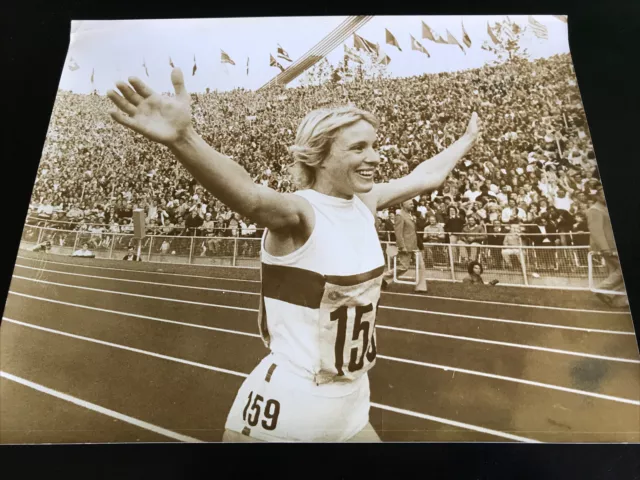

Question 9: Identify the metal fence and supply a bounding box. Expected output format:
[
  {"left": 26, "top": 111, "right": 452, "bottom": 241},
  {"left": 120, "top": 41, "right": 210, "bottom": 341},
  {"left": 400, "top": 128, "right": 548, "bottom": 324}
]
[
  {"left": 22, "top": 225, "right": 261, "bottom": 267},
  {"left": 18, "top": 223, "right": 626, "bottom": 293},
  {"left": 381, "top": 241, "right": 616, "bottom": 291}
]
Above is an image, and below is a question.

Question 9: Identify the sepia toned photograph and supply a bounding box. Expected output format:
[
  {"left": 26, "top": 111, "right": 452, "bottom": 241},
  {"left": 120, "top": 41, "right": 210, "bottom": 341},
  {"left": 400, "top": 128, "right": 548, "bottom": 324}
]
[{"left": 1, "top": 14, "right": 638, "bottom": 444}]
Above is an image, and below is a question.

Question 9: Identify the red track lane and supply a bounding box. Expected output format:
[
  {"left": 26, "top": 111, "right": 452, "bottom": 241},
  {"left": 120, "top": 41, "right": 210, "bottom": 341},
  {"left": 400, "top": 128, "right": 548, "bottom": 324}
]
[{"left": 2, "top": 253, "right": 639, "bottom": 444}]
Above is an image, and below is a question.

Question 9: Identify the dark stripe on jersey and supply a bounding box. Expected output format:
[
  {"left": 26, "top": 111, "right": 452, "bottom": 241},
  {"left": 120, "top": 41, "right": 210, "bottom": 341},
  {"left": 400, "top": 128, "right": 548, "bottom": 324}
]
[
  {"left": 326, "top": 265, "right": 385, "bottom": 286},
  {"left": 261, "top": 263, "right": 385, "bottom": 308},
  {"left": 265, "top": 363, "right": 277, "bottom": 383},
  {"left": 242, "top": 427, "right": 251, "bottom": 437},
  {"left": 262, "top": 263, "right": 326, "bottom": 309}
]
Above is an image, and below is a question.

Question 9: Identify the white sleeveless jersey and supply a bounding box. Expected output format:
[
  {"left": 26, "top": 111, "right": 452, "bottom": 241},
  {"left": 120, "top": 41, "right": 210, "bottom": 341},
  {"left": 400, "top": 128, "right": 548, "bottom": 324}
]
[{"left": 258, "top": 189, "right": 385, "bottom": 386}]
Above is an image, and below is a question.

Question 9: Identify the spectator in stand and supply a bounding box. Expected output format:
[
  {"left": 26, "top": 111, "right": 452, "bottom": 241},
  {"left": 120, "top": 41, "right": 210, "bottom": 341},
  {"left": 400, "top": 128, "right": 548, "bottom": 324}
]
[
  {"left": 458, "top": 215, "right": 486, "bottom": 263},
  {"left": 184, "top": 208, "right": 204, "bottom": 236},
  {"left": 202, "top": 212, "right": 216, "bottom": 255},
  {"left": 383, "top": 212, "right": 396, "bottom": 242},
  {"left": 422, "top": 214, "right": 445, "bottom": 267},
  {"left": 501, "top": 198, "right": 526, "bottom": 224},
  {"left": 72, "top": 242, "right": 95, "bottom": 258},
  {"left": 501, "top": 223, "right": 523, "bottom": 270},
  {"left": 486, "top": 219, "right": 506, "bottom": 268},
  {"left": 444, "top": 206, "right": 464, "bottom": 245},
  {"left": 570, "top": 212, "right": 590, "bottom": 266},
  {"left": 228, "top": 214, "right": 239, "bottom": 238},
  {"left": 389, "top": 199, "right": 426, "bottom": 292},
  {"left": 587, "top": 188, "right": 628, "bottom": 308},
  {"left": 393, "top": 199, "right": 418, "bottom": 276},
  {"left": 123, "top": 246, "right": 142, "bottom": 261},
  {"left": 529, "top": 215, "right": 559, "bottom": 270}
]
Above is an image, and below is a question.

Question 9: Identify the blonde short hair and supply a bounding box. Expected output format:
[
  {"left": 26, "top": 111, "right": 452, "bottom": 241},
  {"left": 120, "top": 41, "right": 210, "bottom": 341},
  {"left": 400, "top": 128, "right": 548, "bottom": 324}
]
[{"left": 288, "top": 106, "right": 379, "bottom": 189}]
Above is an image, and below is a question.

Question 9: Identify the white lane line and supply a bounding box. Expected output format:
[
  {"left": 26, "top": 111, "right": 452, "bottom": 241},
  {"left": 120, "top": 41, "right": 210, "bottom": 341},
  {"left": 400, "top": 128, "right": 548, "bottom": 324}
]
[
  {"left": 1, "top": 317, "right": 537, "bottom": 443},
  {"left": 379, "top": 305, "right": 635, "bottom": 335},
  {"left": 387, "top": 291, "right": 631, "bottom": 315},
  {"left": 7, "top": 291, "right": 261, "bottom": 338},
  {"left": 2, "top": 318, "right": 250, "bottom": 379},
  {"left": 369, "top": 402, "right": 541, "bottom": 443},
  {"left": 7, "top": 293, "right": 640, "bottom": 406},
  {"left": 10, "top": 275, "right": 259, "bottom": 313},
  {"left": 13, "top": 264, "right": 260, "bottom": 297},
  {"left": 376, "top": 324, "right": 640, "bottom": 364},
  {"left": 13, "top": 266, "right": 632, "bottom": 335},
  {"left": 16, "top": 255, "right": 626, "bottom": 315},
  {"left": 15, "top": 255, "right": 261, "bottom": 283},
  {"left": 11, "top": 276, "right": 637, "bottom": 361},
  {"left": 0, "top": 371, "right": 204, "bottom": 443},
  {"left": 376, "top": 355, "right": 640, "bottom": 406}
]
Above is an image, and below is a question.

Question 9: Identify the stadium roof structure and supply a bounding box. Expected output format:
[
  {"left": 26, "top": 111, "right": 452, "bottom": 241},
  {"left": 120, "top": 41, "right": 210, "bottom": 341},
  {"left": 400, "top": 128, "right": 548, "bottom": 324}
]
[{"left": 258, "top": 15, "right": 374, "bottom": 91}]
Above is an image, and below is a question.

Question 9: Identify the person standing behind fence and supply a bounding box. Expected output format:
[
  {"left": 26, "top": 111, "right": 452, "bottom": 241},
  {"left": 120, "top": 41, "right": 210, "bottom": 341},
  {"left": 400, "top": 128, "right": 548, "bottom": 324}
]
[
  {"left": 458, "top": 216, "right": 486, "bottom": 263},
  {"left": 423, "top": 215, "right": 445, "bottom": 267},
  {"left": 501, "top": 223, "right": 523, "bottom": 270},
  {"left": 587, "top": 188, "right": 628, "bottom": 308},
  {"left": 391, "top": 199, "right": 427, "bottom": 292},
  {"left": 394, "top": 199, "right": 417, "bottom": 276}
]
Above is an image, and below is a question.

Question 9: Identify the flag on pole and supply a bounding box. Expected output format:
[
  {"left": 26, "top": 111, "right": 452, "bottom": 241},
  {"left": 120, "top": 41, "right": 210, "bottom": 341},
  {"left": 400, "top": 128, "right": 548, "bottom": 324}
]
[
  {"left": 421, "top": 21, "right": 436, "bottom": 42},
  {"left": 487, "top": 23, "right": 500, "bottom": 44},
  {"left": 68, "top": 57, "right": 80, "bottom": 71},
  {"left": 169, "top": 57, "right": 175, "bottom": 68},
  {"left": 487, "top": 22, "right": 500, "bottom": 44},
  {"left": 512, "top": 22, "right": 522, "bottom": 35},
  {"left": 90, "top": 68, "right": 94, "bottom": 84},
  {"left": 502, "top": 22, "right": 516, "bottom": 41},
  {"left": 385, "top": 28, "right": 402, "bottom": 51},
  {"left": 142, "top": 58, "right": 149, "bottom": 77},
  {"left": 344, "top": 44, "right": 364, "bottom": 64},
  {"left": 353, "top": 33, "right": 379, "bottom": 55},
  {"left": 192, "top": 55, "right": 197, "bottom": 76},
  {"left": 410, "top": 35, "right": 430, "bottom": 57},
  {"left": 246, "top": 57, "right": 249, "bottom": 76},
  {"left": 446, "top": 30, "right": 466, "bottom": 54},
  {"left": 376, "top": 45, "right": 391, "bottom": 65},
  {"left": 528, "top": 15, "right": 549, "bottom": 39},
  {"left": 422, "top": 21, "right": 449, "bottom": 44},
  {"left": 461, "top": 20, "right": 472, "bottom": 48},
  {"left": 553, "top": 15, "right": 568, "bottom": 23},
  {"left": 221, "top": 50, "right": 236, "bottom": 65},
  {"left": 378, "top": 52, "right": 391, "bottom": 65},
  {"left": 270, "top": 54, "right": 285, "bottom": 72},
  {"left": 277, "top": 44, "right": 292, "bottom": 62}
]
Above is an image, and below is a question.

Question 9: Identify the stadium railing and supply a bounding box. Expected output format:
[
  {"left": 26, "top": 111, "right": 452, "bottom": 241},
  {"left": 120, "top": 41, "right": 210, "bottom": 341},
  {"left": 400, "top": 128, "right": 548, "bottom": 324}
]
[
  {"left": 19, "top": 223, "right": 621, "bottom": 292},
  {"left": 381, "top": 241, "right": 606, "bottom": 290},
  {"left": 22, "top": 225, "right": 261, "bottom": 267}
]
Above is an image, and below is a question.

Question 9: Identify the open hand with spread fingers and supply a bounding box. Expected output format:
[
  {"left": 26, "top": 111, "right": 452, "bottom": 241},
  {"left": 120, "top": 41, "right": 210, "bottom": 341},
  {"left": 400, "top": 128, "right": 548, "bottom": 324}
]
[
  {"left": 107, "top": 69, "right": 193, "bottom": 146},
  {"left": 464, "top": 111, "right": 480, "bottom": 144}
]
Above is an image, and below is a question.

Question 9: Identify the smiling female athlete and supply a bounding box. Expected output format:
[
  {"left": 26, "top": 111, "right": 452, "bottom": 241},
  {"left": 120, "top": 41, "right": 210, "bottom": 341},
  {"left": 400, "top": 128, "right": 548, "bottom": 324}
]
[{"left": 107, "top": 68, "right": 479, "bottom": 442}]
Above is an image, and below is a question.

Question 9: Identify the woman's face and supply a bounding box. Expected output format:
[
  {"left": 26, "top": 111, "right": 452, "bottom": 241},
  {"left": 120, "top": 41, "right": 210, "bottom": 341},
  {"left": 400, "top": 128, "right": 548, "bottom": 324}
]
[
  {"left": 317, "top": 120, "right": 380, "bottom": 198},
  {"left": 473, "top": 265, "right": 482, "bottom": 275}
]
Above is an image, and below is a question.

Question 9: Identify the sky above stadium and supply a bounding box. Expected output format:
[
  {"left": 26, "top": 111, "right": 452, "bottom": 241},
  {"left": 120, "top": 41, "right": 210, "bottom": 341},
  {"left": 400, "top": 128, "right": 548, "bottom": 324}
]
[{"left": 60, "top": 15, "right": 569, "bottom": 94}]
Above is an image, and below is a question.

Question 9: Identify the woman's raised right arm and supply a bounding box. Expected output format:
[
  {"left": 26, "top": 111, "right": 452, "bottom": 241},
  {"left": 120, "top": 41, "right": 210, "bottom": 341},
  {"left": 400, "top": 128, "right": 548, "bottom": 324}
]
[{"left": 107, "top": 69, "right": 311, "bottom": 232}]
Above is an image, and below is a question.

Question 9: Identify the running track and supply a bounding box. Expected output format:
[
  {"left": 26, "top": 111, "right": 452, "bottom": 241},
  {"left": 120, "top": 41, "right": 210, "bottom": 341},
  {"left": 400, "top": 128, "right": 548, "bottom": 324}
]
[{"left": 1, "top": 251, "right": 639, "bottom": 444}]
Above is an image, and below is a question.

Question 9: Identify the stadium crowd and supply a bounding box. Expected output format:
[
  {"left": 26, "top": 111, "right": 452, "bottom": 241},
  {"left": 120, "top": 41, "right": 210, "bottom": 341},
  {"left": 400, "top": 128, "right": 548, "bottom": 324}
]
[{"left": 27, "top": 54, "right": 600, "bottom": 264}]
